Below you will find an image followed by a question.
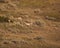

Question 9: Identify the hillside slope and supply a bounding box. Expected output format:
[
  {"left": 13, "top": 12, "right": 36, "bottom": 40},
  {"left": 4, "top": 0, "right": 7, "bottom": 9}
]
[{"left": 0, "top": 0, "right": 60, "bottom": 48}]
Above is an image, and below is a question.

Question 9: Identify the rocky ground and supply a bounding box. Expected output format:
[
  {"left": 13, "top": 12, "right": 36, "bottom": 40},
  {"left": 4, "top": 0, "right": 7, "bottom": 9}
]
[{"left": 0, "top": 0, "right": 60, "bottom": 48}]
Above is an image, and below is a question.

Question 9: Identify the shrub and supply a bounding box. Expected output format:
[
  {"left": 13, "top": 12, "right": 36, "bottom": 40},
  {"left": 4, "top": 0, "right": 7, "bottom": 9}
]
[{"left": 0, "top": 16, "right": 13, "bottom": 23}]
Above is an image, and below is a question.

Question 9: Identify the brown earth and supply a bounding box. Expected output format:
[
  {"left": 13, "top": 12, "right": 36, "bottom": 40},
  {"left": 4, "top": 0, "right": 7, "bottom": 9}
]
[{"left": 0, "top": 0, "right": 60, "bottom": 48}]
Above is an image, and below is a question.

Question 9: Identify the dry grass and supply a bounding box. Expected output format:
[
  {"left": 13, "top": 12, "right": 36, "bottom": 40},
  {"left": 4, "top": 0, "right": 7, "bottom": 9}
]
[{"left": 0, "top": 0, "right": 60, "bottom": 48}]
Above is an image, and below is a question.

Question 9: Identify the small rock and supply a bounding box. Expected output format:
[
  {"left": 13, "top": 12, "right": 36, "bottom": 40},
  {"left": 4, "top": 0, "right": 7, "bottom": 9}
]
[
  {"left": 34, "top": 37, "right": 43, "bottom": 40},
  {"left": 17, "top": 17, "right": 22, "bottom": 20},
  {"left": 34, "top": 21, "right": 42, "bottom": 27},
  {"left": 45, "top": 16, "right": 56, "bottom": 21},
  {"left": 12, "top": 40, "right": 17, "bottom": 44},
  {"left": 3, "top": 41, "right": 8, "bottom": 44},
  {"left": 34, "top": 9, "right": 43, "bottom": 14},
  {"left": 25, "top": 23, "right": 31, "bottom": 26}
]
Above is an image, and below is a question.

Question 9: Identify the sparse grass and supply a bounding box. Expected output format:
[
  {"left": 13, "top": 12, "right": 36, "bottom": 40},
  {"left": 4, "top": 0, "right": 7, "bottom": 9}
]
[
  {"left": 15, "top": 0, "right": 60, "bottom": 8},
  {"left": 0, "top": 0, "right": 60, "bottom": 48},
  {"left": 17, "top": 0, "right": 50, "bottom": 7}
]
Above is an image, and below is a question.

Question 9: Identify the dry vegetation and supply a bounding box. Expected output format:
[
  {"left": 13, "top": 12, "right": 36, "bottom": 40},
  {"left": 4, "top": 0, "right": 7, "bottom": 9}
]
[{"left": 0, "top": 0, "right": 60, "bottom": 48}]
